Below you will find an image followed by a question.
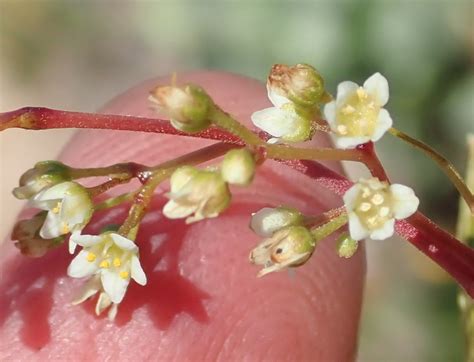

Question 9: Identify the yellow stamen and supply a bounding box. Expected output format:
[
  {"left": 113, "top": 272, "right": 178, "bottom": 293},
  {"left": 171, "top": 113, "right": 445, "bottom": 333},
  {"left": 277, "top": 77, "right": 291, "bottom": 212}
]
[
  {"left": 356, "top": 87, "right": 367, "bottom": 100},
  {"left": 119, "top": 271, "right": 129, "bottom": 279},
  {"left": 359, "top": 202, "right": 372, "bottom": 212},
  {"left": 341, "top": 105, "right": 355, "bottom": 115},
  {"left": 52, "top": 202, "right": 62, "bottom": 214},
  {"left": 371, "top": 193, "right": 384, "bottom": 205},
  {"left": 86, "top": 252, "right": 96, "bottom": 262},
  {"left": 113, "top": 258, "right": 121, "bottom": 267},
  {"left": 379, "top": 207, "right": 390, "bottom": 217},
  {"left": 100, "top": 260, "right": 110, "bottom": 268},
  {"left": 337, "top": 125, "right": 348, "bottom": 135},
  {"left": 61, "top": 223, "right": 70, "bottom": 234}
]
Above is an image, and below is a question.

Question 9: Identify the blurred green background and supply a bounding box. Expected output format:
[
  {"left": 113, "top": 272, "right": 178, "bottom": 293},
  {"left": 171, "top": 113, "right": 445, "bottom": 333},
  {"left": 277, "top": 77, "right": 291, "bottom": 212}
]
[{"left": 0, "top": 0, "right": 472, "bottom": 360}]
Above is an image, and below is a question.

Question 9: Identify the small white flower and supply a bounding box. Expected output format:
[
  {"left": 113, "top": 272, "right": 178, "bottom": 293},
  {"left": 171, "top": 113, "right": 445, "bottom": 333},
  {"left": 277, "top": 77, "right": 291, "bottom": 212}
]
[
  {"left": 251, "top": 85, "right": 312, "bottom": 143},
  {"left": 32, "top": 181, "right": 93, "bottom": 253},
  {"left": 163, "top": 166, "right": 231, "bottom": 224},
  {"left": 249, "top": 225, "right": 316, "bottom": 277},
  {"left": 250, "top": 206, "right": 303, "bottom": 237},
  {"left": 324, "top": 72, "right": 393, "bottom": 149},
  {"left": 343, "top": 177, "right": 419, "bottom": 241},
  {"left": 67, "top": 232, "right": 147, "bottom": 305}
]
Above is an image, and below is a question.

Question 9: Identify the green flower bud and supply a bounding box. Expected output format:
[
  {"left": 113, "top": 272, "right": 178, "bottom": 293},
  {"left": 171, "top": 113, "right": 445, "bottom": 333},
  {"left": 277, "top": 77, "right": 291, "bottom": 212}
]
[
  {"left": 268, "top": 63, "right": 327, "bottom": 108},
  {"left": 249, "top": 225, "right": 315, "bottom": 277},
  {"left": 221, "top": 148, "right": 256, "bottom": 186},
  {"left": 336, "top": 234, "right": 359, "bottom": 258},
  {"left": 13, "top": 161, "right": 72, "bottom": 200},
  {"left": 12, "top": 212, "right": 65, "bottom": 257},
  {"left": 149, "top": 84, "right": 212, "bottom": 133}
]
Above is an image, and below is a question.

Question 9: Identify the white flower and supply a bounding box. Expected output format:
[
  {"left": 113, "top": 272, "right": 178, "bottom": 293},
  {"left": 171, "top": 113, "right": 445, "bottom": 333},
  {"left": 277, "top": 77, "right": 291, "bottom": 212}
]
[
  {"left": 343, "top": 177, "right": 419, "bottom": 241},
  {"left": 163, "top": 166, "right": 231, "bottom": 224},
  {"left": 324, "top": 72, "right": 393, "bottom": 149},
  {"left": 67, "top": 232, "right": 147, "bottom": 305},
  {"left": 250, "top": 206, "right": 303, "bottom": 237},
  {"left": 251, "top": 85, "right": 312, "bottom": 143},
  {"left": 32, "top": 181, "right": 93, "bottom": 253},
  {"left": 249, "top": 225, "right": 316, "bottom": 277}
]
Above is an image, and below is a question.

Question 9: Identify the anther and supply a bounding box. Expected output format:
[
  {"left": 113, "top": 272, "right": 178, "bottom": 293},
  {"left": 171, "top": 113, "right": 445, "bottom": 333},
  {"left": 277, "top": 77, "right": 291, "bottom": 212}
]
[
  {"left": 86, "top": 252, "right": 96, "bottom": 262},
  {"left": 371, "top": 193, "right": 384, "bottom": 205}
]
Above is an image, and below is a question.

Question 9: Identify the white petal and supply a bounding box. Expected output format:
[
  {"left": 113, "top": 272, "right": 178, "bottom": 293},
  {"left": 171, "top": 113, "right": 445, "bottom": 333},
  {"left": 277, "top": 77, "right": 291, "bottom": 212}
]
[
  {"left": 363, "top": 72, "right": 389, "bottom": 106},
  {"left": 69, "top": 239, "right": 77, "bottom": 254},
  {"left": 323, "top": 101, "right": 337, "bottom": 126},
  {"left": 107, "top": 303, "right": 118, "bottom": 321},
  {"left": 266, "top": 137, "right": 281, "bottom": 144},
  {"left": 67, "top": 250, "right": 100, "bottom": 278},
  {"left": 390, "top": 184, "right": 419, "bottom": 219},
  {"left": 95, "top": 292, "right": 112, "bottom": 316},
  {"left": 163, "top": 200, "right": 197, "bottom": 219},
  {"left": 342, "top": 184, "right": 362, "bottom": 212},
  {"left": 370, "top": 219, "right": 395, "bottom": 240},
  {"left": 371, "top": 108, "right": 393, "bottom": 142},
  {"left": 71, "top": 275, "right": 101, "bottom": 305},
  {"left": 348, "top": 213, "right": 370, "bottom": 241},
  {"left": 70, "top": 232, "right": 104, "bottom": 248},
  {"left": 251, "top": 107, "right": 297, "bottom": 138},
  {"left": 34, "top": 182, "right": 73, "bottom": 202},
  {"left": 101, "top": 269, "right": 129, "bottom": 304},
  {"left": 336, "top": 81, "right": 359, "bottom": 105},
  {"left": 39, "top": 211, "right": 63, "bottom": 239},
  {"left": 130, "top": 256, "right": 147, "bottom": 285},
  {"left": 61, "top": 193, "right": 92, "bottom": 227},
  {"left": 110, "top": 233, "right": 137, "bottom": 251},
  {"left": 334, "top": 135, "right": 370, "bottom": 149},
  {"left": 267, "top": 84, "right": 290, "bottom": 108},
  {"left": 250, "top": 208, "right": 292, "bottom": 237}
]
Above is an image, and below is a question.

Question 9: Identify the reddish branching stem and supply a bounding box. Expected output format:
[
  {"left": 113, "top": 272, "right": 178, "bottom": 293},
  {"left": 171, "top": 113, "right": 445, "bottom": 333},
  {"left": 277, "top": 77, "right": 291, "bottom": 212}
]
[{"left": 1, "top": 106, "right": 473, "bottom": 297}]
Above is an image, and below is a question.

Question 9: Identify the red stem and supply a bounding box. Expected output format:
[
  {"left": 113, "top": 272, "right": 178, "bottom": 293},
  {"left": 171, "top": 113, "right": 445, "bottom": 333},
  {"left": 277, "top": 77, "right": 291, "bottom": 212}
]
[
  {"left": 2, "top": 106, "right": 473, "bottom": 296},
  {"left": 0, "top": 107, "right": 242, "bottom": 144}
]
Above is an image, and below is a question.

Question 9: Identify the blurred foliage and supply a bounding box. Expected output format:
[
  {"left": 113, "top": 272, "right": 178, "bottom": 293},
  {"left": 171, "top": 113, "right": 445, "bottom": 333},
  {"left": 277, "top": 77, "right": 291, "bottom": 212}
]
[{"left": 0, "top": 0, "right": 473, "bottom": 360}]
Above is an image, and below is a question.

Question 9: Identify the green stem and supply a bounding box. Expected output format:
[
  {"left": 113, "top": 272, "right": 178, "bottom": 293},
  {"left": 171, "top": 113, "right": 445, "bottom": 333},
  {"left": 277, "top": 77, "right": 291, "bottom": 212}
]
[
  {"left": 310, "top": 213, "right": 348, "bottom": 241},
  {"left": 209, "top": 106, "right": 263, "bottom": 146},
  {"left": 266, "top": 144, "right": 363, "bottom": 162},
  {"left": 389, "top": 127, "right": 473, "bottom": 212},
  {"left": 456, "top": 134, "right": 474, "bottom": 361},
  {"left": 94, "top": 192, "right": 135, "bottom": 211},
  {"left": 118, "top": 142, "right": 235, "bottom": 237}
]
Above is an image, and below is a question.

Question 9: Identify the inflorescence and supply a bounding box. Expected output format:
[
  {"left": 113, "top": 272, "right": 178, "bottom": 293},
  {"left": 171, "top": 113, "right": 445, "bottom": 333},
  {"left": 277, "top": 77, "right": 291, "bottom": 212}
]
[{"left": 2, "top": 63, "right": 473, "bottom": 321}]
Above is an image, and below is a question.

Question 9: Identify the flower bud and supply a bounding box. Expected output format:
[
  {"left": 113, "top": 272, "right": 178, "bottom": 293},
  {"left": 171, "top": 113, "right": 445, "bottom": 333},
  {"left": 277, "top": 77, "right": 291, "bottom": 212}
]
[
  {"left": 250, "top": 206, "right": 303, "bottom": 237},
  {"left": 149, "top": 84, "right": 212, "bottom": 133},
  {"left": 268, "top": 63, "right": 327, "bottom": 108},
  {"left": 249, "top": 225, "right": 315, "bottom": 277},
  {"left": 336, "top": 234, "right": 359, "bottom": 258},
  {"left": 163, "top": 166, "right": 231, "bottom": 224},
  {"left": 12, "top": 212, "right": 65, "bottom": 257},
  {"left": 220, "top": 148, "right": 256, "bottom": 186},
  {"left": 13, "top": 161, "right": 72, "bottom": 200}
]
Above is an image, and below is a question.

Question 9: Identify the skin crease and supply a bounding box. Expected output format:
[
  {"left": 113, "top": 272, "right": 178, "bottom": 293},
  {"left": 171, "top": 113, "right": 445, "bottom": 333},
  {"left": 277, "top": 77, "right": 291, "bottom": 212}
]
[{"left": 0, "top": 72, "right": 365, "bottom": 361}]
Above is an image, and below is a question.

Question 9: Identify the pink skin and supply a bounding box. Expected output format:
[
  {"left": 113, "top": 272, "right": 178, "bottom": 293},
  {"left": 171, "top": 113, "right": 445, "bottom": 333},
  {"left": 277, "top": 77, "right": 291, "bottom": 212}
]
[{"left": 0, "top": 72, "right": 365, "bottom": 360}]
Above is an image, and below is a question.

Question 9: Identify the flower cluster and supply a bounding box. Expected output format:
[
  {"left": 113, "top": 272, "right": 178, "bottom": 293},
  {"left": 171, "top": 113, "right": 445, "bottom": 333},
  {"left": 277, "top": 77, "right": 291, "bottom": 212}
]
[{"left": 13, "top": 61, "right": 469, "bottom": 323}]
